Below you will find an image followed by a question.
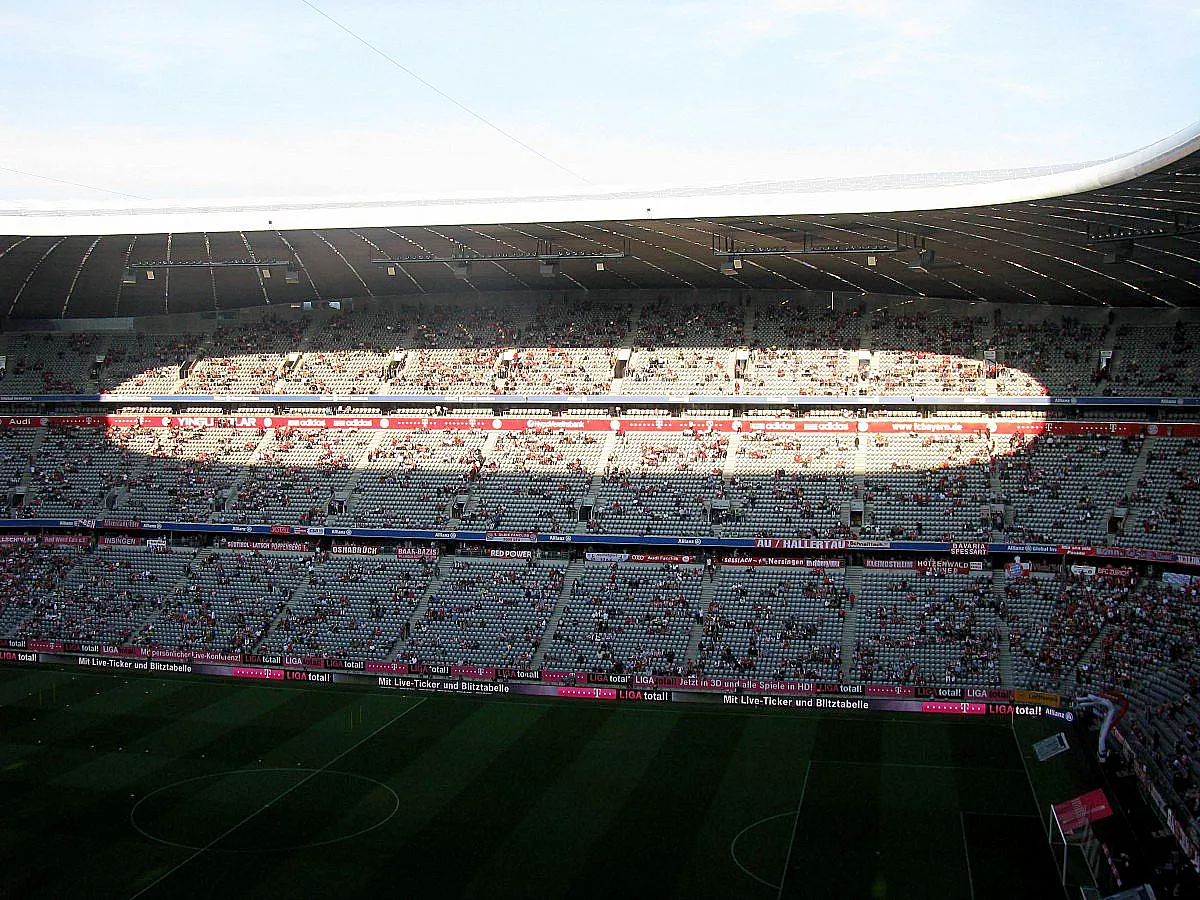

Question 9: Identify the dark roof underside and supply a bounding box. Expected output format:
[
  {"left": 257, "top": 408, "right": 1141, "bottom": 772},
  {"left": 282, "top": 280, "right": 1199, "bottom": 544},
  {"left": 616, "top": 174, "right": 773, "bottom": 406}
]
[{"left": 2, "top": 148, "right": 1199, "bottom": 319}]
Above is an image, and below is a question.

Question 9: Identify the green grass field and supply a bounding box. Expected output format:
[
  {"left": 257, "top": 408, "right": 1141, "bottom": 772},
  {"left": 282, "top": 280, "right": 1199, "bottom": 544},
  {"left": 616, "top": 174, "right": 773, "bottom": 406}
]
[{"left": 0, "top": 665, "right": 1084, "bottom": 899}]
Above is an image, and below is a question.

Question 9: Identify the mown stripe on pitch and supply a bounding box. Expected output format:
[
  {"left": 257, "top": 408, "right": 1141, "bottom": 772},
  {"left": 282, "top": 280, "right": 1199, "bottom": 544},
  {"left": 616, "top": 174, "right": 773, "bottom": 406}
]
[
  {"left": 876, "top": 762, "right": 971, "bottom": 899},
  {"left": 0, "top": 678, "right": 207, "bottom": 797},
  {"left": 461, "top": 706, "right": 684, "bottom": 897},
  {"left": 0, "top": 683, "right": 279, "bottom": 896},
  {"left": 0, "top": 687, "right": 394, "bottom": 897},
  {"left": 946, "top": 718, "right": 1023, "bottom": 771},
  {"left": 113, "top": 696, "right": 482, "bottom": 897},
  {"left": 780, "top": 717, "right": 883, "bottom": 898},
  {"left": 674, "top": 711, "right": 820, "bottom": 898},
  {"left": 564, "top": 709, "right": 751, "bottom": 898},
  {"left": 4, "top": 679, "right": 313, "bottom": 797},
  {"left": 0, "top": 666, "right": 83, "bottom": 707},
  {"left": 349, "top": 701, "right": 615, "bottom": 897},
  {"left": 163, "top": 695, "right": 520, "bottom": 900},
  {"left": 964, "top": 811, "right": 1064, "bottom": 900}
]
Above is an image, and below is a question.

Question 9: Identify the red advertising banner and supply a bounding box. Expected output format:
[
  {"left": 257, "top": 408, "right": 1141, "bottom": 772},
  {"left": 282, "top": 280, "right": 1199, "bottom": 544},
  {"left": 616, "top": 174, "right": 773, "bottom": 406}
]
[
  {"left": 753, "top": 538, "right": 849, "bottom": 551},
  {"left": 363, "top": 661, "right": 411, "bottom": 673},
  {"left": 451, "top": 666, "right": 496, "bottom": 679},
  {"left": 4, "top": 413, "right": 1199, "bottom": 438},
  {"left": 26, "top": 640, "right": 64, "bottom": 652},
  {"left": 1053, "top": 788, "right": 1113, "bottom": 833},
  {"left": 921, "top": 701, "right": 988, "bottom": 715},
  {"left": 866, "top": 685, "right": 917, "bottom": 697},
  {"left": 230, "top": 667, "right": 285, "bottom": 681},
  {"left": 557, "top": 686, "right": 619, "bottom": 700},
  {"left": 170, "top": 650, "right": 243, "bottom": 664},
  {"left": 869, "top": 420, "right": 990, "bottom": 434}
]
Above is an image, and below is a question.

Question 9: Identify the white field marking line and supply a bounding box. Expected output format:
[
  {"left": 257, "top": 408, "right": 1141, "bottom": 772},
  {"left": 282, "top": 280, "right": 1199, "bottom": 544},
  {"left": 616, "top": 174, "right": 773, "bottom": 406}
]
[
  {"left": 730, "top": 812, "right": 793, "bottom": 891},
  {"left": 776, "top": 760, "right": 813, "bottom": 900},
  {"left": 129, "top": 769, "right": 401, "bottom": 853},
  {"left": 1009, "top": 718, "right": 1045, "bottom": 825},
  {"left": 1009, "top": 719, "right": 1072, "bottom": 900},
  {"left": 127, "top": 696, "right": 428, "bottom": 899},
  {"left": 961, "top": 812, "right": 977, "bottom": 900}
]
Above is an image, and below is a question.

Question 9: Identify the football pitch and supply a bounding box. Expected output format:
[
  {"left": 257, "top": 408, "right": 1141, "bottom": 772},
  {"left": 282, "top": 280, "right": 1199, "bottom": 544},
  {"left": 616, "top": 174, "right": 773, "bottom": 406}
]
[{"left": 0, "top": 665, "right": 1082, "bottom": 899}]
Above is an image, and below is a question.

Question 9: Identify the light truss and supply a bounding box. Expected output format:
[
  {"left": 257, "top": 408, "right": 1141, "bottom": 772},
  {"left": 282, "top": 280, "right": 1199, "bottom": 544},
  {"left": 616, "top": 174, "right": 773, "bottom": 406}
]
[
  {"left": 711, "top": 232, "right": 899, "bottom": 259},
  {"left": 123, "top": 258, "right": 300, "bottom": 284},
  {"left": 128, "top": 259, "right": 293, "bottom": 269},
  {"left": 1087, "top": 211, "right": 1200, "bottom": 245},
  {"left": 370, "top": 238, "right": 630, "bottom": 267}
]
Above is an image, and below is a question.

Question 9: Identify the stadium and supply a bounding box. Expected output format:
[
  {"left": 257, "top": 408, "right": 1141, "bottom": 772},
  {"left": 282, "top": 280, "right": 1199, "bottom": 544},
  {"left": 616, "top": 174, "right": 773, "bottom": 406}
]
[{"left": 3, "top": 7, "right": 1200, "bottom": 899}]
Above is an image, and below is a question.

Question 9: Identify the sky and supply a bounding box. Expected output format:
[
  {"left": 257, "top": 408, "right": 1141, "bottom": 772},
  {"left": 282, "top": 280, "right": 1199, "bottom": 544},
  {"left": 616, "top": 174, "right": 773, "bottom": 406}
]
[{"left": 1, "top": 0, "right": 1198, "bottom": 207}]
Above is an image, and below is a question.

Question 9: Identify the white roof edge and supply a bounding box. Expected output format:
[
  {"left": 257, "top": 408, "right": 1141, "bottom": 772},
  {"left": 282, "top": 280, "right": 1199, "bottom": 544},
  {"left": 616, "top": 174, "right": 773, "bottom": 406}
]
[{"left": 3, "top": 120, "right": 1199, "bottom": 237}]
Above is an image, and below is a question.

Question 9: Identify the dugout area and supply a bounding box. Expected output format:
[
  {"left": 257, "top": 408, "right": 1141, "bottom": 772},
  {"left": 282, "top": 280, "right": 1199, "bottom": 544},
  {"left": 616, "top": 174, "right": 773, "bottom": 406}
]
[{"left": 0, "top": 665, "right": 1106, "bottom": 898}]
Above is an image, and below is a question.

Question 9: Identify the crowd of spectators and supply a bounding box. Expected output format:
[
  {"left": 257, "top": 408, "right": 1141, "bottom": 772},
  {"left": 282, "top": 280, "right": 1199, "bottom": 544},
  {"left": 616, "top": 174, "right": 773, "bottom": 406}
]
[
  {"left": 863, "top": 434, "right": 991, "bottom": 541},
  {"left": 697, "top": 566, "right": 847, "bottom": 680},
  {"left": 179, "top": 316, "right": 309, "bottom": 393},
  {"left": 0, "top": 544, "right": 87, "bottom": 635},
  {"left": 852, "top": 570, "right": 1001, "bottom": 687},
  {"left": 996, "top": 433, "right": 1142, "bottom": 543},
  {"left": 543, "top": 562, "right": 702, "bottom": 676},
  {"left": 9, "top": 415, "right": 1200, "bottom": 563},
  {"left": 590, "top": 432, "right": 729, "bottom": 535},
  {"left": 1119, "top": 437, "right": 1200, "bottom": 551},
  {"left": 134, "top": 549, "right": 305, "bottom": 654},
  {"left": 402, "top": 557, "right": 562, "bottom": 668},
  {"left": 0, "top": 300, "right": 1194, "bottom": 402},
  {"left": 267, "top": 552, "right": 436, "bottom": 660}
]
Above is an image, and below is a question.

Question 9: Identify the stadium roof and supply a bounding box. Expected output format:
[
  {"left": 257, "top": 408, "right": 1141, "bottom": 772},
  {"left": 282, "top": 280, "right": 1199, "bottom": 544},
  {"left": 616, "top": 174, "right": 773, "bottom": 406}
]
[{"left": 2, "top": 119, "right": 1199, "bottom": 318}]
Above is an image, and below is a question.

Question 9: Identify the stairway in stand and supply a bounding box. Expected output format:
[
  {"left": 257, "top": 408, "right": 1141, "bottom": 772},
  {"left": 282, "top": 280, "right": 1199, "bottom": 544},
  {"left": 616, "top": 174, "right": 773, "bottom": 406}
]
[
  {"left": 839, "top": 564, "right": 863, "bottom": 682},
  {"left": 252, "top": 567, "right": 315, "bottom": 655},
  {"left": 992, "top": 564, "right": 1014, "bottom": 688},
  {"left": 530, "top": 557, "right": 586, "bottom": 669},
  {"left": 683, "top": 568, "right": 719, "bottom": 673},
  {"left": 126, "top": 547, "right": 211, "bottom": 648},
  {"left": 388, "top": 555, "right": 454, "bottom": 664}
]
